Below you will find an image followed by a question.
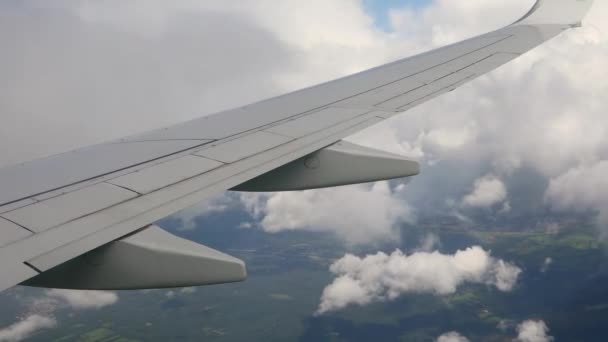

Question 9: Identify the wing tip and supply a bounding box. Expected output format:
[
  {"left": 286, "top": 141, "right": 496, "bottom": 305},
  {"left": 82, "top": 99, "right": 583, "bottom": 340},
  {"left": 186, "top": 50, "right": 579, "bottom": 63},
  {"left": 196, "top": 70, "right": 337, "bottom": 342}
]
[{"left": 514, "top": 0, "right": 594, "bottom": 27}]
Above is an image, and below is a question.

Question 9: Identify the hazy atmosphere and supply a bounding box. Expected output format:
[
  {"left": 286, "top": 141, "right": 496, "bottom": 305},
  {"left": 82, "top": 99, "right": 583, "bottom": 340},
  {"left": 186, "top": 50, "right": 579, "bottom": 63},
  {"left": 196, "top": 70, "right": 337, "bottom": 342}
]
[{"left": 1, "top": 0, "right": 607, "bottom": 341}]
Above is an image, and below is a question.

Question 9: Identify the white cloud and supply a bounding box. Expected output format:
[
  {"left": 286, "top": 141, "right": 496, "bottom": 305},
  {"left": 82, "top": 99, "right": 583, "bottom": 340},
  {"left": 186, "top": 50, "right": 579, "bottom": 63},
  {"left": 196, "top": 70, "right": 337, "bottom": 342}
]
[
  {"left": 497, "top": 319, "right": 515, "bottom": 332},
  {"left": 0, "top": 315, "right": 56, "bottom": 342},
  {"left": 180, "top": 287, "right": 197, "bottom": 294},
  {"left": 545, "top": 161, "right": 608, "bottom": 224},
  {"left": 390, "top": 0, "right": 531, "bottom": 47},
  {"left": 436, "top": 331, "right": 470, "bottom": 342},
  {"left": 416, "top": 233, "right": 442, "bottom": 252},
  {"left": 0, "top": 1, "right": 296, "bottom": 167},
  {"left": 172, "top": 194, "right": 235, "bottom": 231},
  {"left": 492, "top": 259, "right": 523, "bottom": 292},
  {"left": 0, "top": 288, "right": 120, "bottom": 340},
  {"left": 317, "top": 246, "right": 521, "bottom": 314},
  {"left": 462, "top": 175, "right": 508, "bottom": 209},
  {"left": 516, "top": 320, "right": 554, "bottom": 342},
  {"left": 242, "top": 182, "right": 414, "bottom": 245},
  {"left": 46, "top": 289, "right": 118, "bottom": 310},
  {"left": 541, "top": 257, "right": 553, "bottom": 273}
]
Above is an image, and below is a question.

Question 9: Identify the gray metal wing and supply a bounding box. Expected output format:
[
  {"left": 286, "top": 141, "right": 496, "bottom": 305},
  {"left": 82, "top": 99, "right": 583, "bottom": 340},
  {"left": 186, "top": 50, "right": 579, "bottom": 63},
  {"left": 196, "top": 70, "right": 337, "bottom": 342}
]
[{"left": 0, "top": 0, "right": 594, "bottom": 291}]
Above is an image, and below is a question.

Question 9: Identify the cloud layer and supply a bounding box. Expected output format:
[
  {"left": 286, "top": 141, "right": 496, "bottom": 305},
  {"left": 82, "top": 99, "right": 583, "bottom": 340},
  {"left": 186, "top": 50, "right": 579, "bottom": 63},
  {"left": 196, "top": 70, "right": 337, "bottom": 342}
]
[{"left": 317, "top": 246, "right": 521, "bottom": 313}]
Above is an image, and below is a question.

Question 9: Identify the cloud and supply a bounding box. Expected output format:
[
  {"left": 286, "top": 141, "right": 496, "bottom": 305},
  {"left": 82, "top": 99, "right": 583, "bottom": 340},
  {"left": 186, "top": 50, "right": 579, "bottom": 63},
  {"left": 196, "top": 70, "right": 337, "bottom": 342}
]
[
  {"left": 428, "top": 319, "right": 555, "bottom": 342},
  {"left": 172, "top": 194, "right": 236, "bottom": 231},
  {"left": 242, "top": 182, "right": 414, "bottom": 245},
  {"left": 416, "top": 233, "right": 442, "bottom": 252},
  {"left": 46, "top": 289, "right": 118, "bottom": 310},
  {"left": 0, "top": 288, "right": 119, "bottom": 340},
  {"left": 180, "top": 287, "right": 197, "bottom": 294},
  {"left": 436, "top": 331, "right": 470, "bottom": 342},
  {"left": 317, "top": 246, "right": 521, "bottom": 314},
  {"left": 497, "top": 319, "right": 515, "bottom": 332},
  {"left": 0, "top": 1, "right": 295, "bottom": 167},
  {"left": 516, "top": 320, "right": 554, "bottom": 342},
  {"left": 0, "top": 315, "right": 56, "bottom": 342},
  {"left": 541, "top": 257, "right": 553, "bottom": 273},
  {"left": 461, "top": 175, "right": 508, "bottom": 209},
  {"left": 545, "top": 161, "right": 608, "bottom": 224},
  {"left": 389, "top": 1, "right": 531, "bottom": 47},
  {"left": 352, "top": 1, "right": 608, "bottom": 227}
]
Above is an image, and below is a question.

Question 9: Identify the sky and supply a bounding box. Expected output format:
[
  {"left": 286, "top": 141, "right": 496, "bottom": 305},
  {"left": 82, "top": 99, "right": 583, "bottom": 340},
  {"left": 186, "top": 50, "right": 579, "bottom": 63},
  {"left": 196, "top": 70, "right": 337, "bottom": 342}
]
[
  {"left": 0, "top": 0, "right": 606, "bottom": 340},
  {"left": 362, "top": 0, "right": 428, "bottom": 30}
]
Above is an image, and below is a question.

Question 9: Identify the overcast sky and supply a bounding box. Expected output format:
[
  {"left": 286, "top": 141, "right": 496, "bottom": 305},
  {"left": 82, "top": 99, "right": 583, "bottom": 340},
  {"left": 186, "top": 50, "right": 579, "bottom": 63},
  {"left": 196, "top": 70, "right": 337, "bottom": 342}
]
[{"left": 0, "top": 0, "right": 607, "bottom": 338}]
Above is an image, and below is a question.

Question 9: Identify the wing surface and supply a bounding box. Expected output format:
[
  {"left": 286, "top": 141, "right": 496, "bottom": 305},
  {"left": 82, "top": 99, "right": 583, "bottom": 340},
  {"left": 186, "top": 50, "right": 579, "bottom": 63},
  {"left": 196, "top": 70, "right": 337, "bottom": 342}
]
[{"left": 0, "top": 0, "right": 593, "bottom": 291}]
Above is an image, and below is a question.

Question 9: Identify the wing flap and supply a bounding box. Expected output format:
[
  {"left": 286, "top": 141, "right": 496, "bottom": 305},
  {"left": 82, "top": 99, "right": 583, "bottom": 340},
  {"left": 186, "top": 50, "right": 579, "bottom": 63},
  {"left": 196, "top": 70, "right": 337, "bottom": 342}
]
[
  {"left": 0, "top": 218, "right": 32, "bottom": 247},
  {"left": 377, "top": 72, "right": 475, "bottom": 110},
  {"left": 0, "top": 140, "right": 212, "bottom": 208},
  {"left": 108, "top": 155, "right": 223, "bottom": 194},
  {"left": 3, "top": 183, "right": 138, "bottom": 233},
  {"left": 194, "top": 131, "right": 293, "bottom": 163},
  {"left": 264, "top": 107, "right": 371, "bottom": 138},
  {"left": 1, "top": 262, "right": 38, "bottom": 291}
]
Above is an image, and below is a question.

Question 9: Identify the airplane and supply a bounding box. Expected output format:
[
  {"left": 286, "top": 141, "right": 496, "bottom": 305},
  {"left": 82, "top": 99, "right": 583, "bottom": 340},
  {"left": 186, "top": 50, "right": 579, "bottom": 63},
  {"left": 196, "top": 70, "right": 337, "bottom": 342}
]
[{"left": 0, "top": 0, "right": 594, "bottom": 292}]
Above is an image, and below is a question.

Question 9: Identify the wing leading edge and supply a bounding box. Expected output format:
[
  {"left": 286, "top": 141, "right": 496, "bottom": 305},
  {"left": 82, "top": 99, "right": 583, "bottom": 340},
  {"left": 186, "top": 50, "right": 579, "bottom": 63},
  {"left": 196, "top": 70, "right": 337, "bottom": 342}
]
[{"left": 0, "top": 0, "right": 594, "bottom": 291}]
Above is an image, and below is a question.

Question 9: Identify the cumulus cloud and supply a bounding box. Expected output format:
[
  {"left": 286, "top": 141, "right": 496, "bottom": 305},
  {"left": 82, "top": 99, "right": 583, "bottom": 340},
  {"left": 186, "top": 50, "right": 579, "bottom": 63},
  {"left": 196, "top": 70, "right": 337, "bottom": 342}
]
[
  {"left": 516, "top": 320, "right": 554, "bottom": 342},
  {"left": 46, "top": 289, "right": 118, "bottom": 310},
  {"left": 545, "top": 161, "right": 608, "bottom": 224},
  {"left": 317, "top": 246, "right": 521, "bottom": 314},
  {"left": 0, "top": 315, "right": 56, "bottom": 342},
  {"left": 436, "top": 331, "right": 470, "bottom": 342},
  {"left": 172, "top": 194, "right": 236, "bottom": 231},
  {"left": 461, "top": 175, "right": 508, "bottom": 209},
  {"left": 242, "top": 182, "right": 414, "bottom": 245},
  {"left": 0, "top": 288, "right": 119, "bottom": 340}
]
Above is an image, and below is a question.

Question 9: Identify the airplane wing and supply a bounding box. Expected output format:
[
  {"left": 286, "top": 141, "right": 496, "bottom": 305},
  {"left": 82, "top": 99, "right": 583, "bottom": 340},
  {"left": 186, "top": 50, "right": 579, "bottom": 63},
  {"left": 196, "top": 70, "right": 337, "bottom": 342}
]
[{"left": 0, "top": 0, "right": 593, "bottom": 291}]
